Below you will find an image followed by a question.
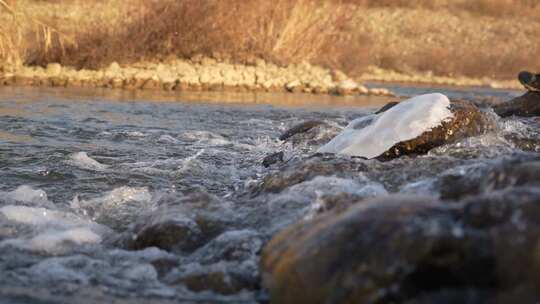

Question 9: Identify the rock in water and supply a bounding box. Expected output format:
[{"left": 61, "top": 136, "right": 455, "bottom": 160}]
[
  {"left": 491, "top": 71, "right": 540, "bottom": 117},
  {"left": 262, "top": 151, "right": 284, "bottom": 168},
  {"left": 279, "top": 120, "right": 325, "bottom": 141},
  {"left": 318, "top": 93, "right": 453, "bottom": 158},
  {"left": 518, "top": 71, "right": 540, "bottom": 92},
  {"left": 375, "top": 101, "right": 399, "bottom": 114},
  {"left": 261, "top": 189, "right": 540, "bottom": 303},
  {"left": 377, "top": 99, "right": 492, "bottom": 160},
  {"left": 318, "top": 93, "right": 491, "bottom": 160},
  {"left": 493, "top": 91, "right": 540, "bottom": 117}
]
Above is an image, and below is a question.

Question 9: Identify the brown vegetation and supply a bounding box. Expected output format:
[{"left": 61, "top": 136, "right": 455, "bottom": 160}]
[{"left": 1, "top": 0, "right": 540, "bottom": 80}]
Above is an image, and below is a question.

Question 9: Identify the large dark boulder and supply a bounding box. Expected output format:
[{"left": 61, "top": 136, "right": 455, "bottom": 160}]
[{"left": 261, "top": 189, "right": 540, "bottom": 303}]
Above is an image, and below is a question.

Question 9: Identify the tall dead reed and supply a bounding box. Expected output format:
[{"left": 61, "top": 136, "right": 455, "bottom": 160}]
[{"left": 0, "top": 0, "right": 76, "bottom": 70}]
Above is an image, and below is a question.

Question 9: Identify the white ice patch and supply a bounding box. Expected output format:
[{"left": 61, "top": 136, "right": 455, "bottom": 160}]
[
  {"left": 0, "top": 205, "right": 107, "bottom": 254},
  {"left": 0, "top": 185, "right": 52, "bottom": 207},
  {"left": 318, "top": 93, "right": 453, "bottom": 158},
  {"left": 67, "top": 152, "right": 109, "bottom": 171}
]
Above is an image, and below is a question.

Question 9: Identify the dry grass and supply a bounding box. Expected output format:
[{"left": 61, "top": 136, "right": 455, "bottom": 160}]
[
  {"left": 1, "top": 0, "right": 539, "bottom": 79},
  {"left": 0, "top": 0, "right": 77, "bottom": 70},
  {"left": 39, "top": 0, "right": 371, "bottom": 74},
  {"left": 354, "top": 0, "right": 540, "bottom": 17}
]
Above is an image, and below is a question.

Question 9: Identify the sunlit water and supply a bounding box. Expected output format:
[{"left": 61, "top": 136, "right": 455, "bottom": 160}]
[{"left": 0, "top": 85, "right": 537, "bottom": 303}]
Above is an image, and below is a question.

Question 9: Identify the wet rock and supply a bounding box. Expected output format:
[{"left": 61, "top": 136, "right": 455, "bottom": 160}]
[
  {"left": 261, "top": 189, "right": 540, "bottom": 303},
  {"left": 279, "top": 120, "right": 325, "bottom": 141},
  {"left": 493, "top": 91, "right": 540, "bottom": 117},
  {"left": 518, "top": 71, "right": 540, "bottom": 92},
  {"left": 166, "top": 261, "right": 259, "bottom": 295},
  {"left": 253, "top": 154, "right": 367, "bottom": 194},
  {"left": 188, "top": 230, "right": 262, "bottom": 265},
  {"left": 285, "top": 80, "right": 303, "bottom": 93},
  {"left": 280, "top": 121, "right": 341, "bottom": 149},
  {"left": 335, "top": 79, "right": 357, "bottom": 96},
  {"left": 262, "top": 151, "right": 284, "bottom": 168},
  {"left": 319, "top": 95, "right": 494, "bottom": 160},
  {"left": 45, "top": 63, "right": 62, "bottom": 76},
  {"left": 375, "top": 101, "right": 399, "bottom": 114},
  {"left": 122, "top": 192, "right": 233, "bottom": 253},
  {"left": 481, "top": 160, "right": 540, "bottom": 191},
  {"left": 437, "top": 158, "right": 540, "bottom": 200},
  {"left": 377, "top": 99, "right": 494, "bottom": 161},
  {"left": 126, "top": 213, "right": 203, "bottom": 253}
]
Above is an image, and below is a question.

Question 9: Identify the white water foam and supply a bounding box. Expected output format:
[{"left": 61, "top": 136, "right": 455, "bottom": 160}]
[
  {"left": 318, "top": 93, "right": 453, "bottom": 158},
  {"left": 182, "top": 131, "right": 231, "bottom": 146}
]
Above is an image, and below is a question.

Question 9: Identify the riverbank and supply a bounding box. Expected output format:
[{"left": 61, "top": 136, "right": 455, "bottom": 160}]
[
  {"left": 1, "top": 1, "right": 538, "bottom": 83},
  {"left": 0, "top": 59, "right": 395, "bottom": 97},
  {"left": 0, "top": 59, "right": 524, "bottom": 98},
  {"left": 359, "top": 66, "right": 522, "bottom": 90}
]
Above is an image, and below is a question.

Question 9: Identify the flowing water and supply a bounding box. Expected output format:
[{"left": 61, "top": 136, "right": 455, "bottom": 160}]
[{"left": 0, "top": 85, "right": 538, "bottom": 303}]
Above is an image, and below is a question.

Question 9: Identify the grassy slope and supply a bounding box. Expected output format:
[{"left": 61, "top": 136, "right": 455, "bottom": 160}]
[{"left": 1, "top": 0, "right": 539, "bottom": 80}]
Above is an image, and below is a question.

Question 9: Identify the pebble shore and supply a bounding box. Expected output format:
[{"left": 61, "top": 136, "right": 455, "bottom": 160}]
[
  {"left": 359, "top": 66, "right": 522, "bottom": 90},
  {"left": 0, "top": 57, "right": 394, "bottom": 97}
]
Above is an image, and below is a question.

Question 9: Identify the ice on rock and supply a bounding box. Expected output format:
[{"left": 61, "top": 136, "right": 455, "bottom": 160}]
[
  {"left": 318, "top": 93, "right": 454, "bottom": 158},
  {"left": 121, "top": 264, "right": 159, "bottom": 282},
  {"left": 266, "top": 175, "right": 387, "bottom": 230},
  {"left": 75, "top": 186, "right": 154, "bottom": 230},
  {"left": 27, "top": 255, "right": 93, "bottom": 284},
  {"left": 0, "top": 185, "right": 52, "bottom": 207},
  {"left": 26, "top": 227, "right": 101, "bottom": 253},
  {"left": 289, "top": 175, "right": 387, "bottom": 200},
  {"left": 188, "top": 230, "right": 262, "bottom": 265},
  {"left": 1, "top": 205, "right": 88, "bottom": 227},
  {"left": 0, "top": 205, "right": 108, "bottom": 253},
  {"left": 67, "top": 152, "right": 109, "bottom": 171}
]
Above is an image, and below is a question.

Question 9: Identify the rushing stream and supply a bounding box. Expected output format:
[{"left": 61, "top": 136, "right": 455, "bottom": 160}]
[{"left": 0, "top": 85, "right": 538, "bottom": 303}]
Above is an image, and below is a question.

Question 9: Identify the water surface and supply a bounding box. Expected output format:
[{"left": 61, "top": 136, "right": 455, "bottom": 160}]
[{"left": 0, "top": 85, "right": 537, "bottom": 303}]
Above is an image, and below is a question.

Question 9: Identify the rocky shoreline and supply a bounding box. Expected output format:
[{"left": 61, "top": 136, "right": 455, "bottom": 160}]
[
  {"left": 360, "top": 66, "right": 522, "bottom": 90},
  {"left": 0, "top": 57, "right": 394, "bottom": 97}
]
